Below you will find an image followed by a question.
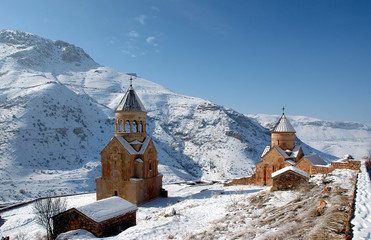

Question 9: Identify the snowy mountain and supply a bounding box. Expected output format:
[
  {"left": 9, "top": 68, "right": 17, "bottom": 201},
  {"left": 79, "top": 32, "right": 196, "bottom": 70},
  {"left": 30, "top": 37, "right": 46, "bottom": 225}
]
[
  {"left": 249, "top": 114, "right": 371, "bottom": 159},
  {"left": 0, "top": 30, "right": 344, "bottom": 204}
]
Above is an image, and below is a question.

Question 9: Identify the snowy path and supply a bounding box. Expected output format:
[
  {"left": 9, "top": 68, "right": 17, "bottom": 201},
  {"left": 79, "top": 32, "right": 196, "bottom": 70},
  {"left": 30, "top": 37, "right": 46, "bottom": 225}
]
[{"left": 352, "top": 162, "right": 371, "bottom": 239}]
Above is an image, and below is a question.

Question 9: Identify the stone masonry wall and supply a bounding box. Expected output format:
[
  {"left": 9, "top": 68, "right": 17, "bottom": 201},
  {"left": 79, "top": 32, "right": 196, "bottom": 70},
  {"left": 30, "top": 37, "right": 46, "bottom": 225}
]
[
  {"left": 271, "top": 171, "right": 308, "bottom": 191},
  {"left": 311, "top": 165, "right": 333, "bottom": 175},
  {"left": 331, "top": 161, "right": 361, "bottom": 171},
  {"left": 224, "top": 173, "right": 256, "bottom": 186},
  {"left": 53, "top": 209, "right": 136, "bottom": 238},
  {"left": 311, "top": 161, "right": 361, "bottom": 175}
]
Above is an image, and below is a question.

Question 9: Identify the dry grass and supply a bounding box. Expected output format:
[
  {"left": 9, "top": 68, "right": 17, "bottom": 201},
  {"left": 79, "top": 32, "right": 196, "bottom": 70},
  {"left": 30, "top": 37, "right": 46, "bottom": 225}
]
[{"left": 186, "top": 170, "right": 358, "bottom": 240}]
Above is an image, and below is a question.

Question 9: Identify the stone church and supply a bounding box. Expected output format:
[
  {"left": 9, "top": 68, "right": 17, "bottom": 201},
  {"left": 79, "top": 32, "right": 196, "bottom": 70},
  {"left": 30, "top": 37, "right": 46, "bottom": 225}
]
[
  {"left": 96, "top": 79, "right": 163, "bottom": 205},
  {"left": 226, "top": 109, "right": 360, "bottom": 188},
  {"left": 256, "top": 110, "right": 306, "bottom": 186}
]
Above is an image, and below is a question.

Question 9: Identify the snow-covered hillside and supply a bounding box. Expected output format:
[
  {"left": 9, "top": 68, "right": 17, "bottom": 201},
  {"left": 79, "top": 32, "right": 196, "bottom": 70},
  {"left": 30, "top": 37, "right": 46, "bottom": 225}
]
[
  {"left": 249, "top": 114, "right": 371, "bottom": 159},
  {"left": 0, "top": 29, "right": 351, "bottom": 204}
]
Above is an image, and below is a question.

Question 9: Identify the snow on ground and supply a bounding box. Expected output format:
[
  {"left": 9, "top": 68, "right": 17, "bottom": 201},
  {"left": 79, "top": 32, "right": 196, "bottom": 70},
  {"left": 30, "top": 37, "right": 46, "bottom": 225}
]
[
  {"left": 352, "top": 162, "right": 371, "bottom": 239},
  {"left": 0, "top": 193, "right": 96, "bottom": 239},
  {"left": 188, "top": 169, "right": 359, "bottom": 240},
  {"left": 0, "top": 183, "right": 266, "bottom": 240},
  {"left": 1, "top": 168, "right": 370, "bottom": 239}
]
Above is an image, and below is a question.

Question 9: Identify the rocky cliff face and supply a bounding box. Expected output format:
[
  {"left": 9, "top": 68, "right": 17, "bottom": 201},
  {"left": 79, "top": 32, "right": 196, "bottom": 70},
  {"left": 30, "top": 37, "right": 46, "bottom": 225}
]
[{"left": 0, "top": 30, "right": 98, "bottom": 72}]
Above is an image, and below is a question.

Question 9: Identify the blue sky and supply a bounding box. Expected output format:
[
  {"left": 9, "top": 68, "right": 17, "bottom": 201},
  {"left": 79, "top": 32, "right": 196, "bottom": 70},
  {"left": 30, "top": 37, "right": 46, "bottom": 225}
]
[{"left": 1, "top": 0, "right": 370, "bottom": 124}]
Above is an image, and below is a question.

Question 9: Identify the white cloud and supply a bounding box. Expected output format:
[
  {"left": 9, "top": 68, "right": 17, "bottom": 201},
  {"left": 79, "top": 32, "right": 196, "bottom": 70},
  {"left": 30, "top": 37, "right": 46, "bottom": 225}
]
[
  {"left": 135, "top": 15, "right": 147, "bottom": 25},
  {"left": 121, "top": 50, "right": 136, "bottom": 58},
  {"left": 146, "top": 36, "right": 155, "bottom": 44},
  {"left": 128, "top": 30, "right": 139, "bottom": 38},
  {"left": 151, "top": 6, "right": 160, "bottom": 11}
]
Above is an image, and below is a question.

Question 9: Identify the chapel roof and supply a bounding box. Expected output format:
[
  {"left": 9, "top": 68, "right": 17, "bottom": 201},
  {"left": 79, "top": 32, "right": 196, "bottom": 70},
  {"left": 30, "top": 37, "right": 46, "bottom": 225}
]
[
  {"left": 261, "top": 146, "right": 271, "bottom": 158},
  {"left": 75, "top": 196, "right": 137, "bottom": 223},
  {"left": 305, "top": 154, "right": 328, "bottom": 166},
  {"left": 271, "top": 113, "right": 296, "bottom": 133},
  {"left": 272, "top": 145, "right": 302, "bottom": 159},
  {"left": 271, "top": 166, "right": 310, "bottom": 179},
  {"left": 115, "top": 79, "right": 146, "bottom": 112}
]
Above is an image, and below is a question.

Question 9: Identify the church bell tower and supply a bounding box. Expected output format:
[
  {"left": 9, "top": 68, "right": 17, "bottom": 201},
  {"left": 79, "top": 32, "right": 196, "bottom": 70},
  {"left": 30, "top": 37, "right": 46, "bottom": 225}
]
[
  {"left": 114, "top": 77, "right": 147, "bottom": 143},
  {"left": 95, "top": 77, "right": 164, "bottom": 205}
]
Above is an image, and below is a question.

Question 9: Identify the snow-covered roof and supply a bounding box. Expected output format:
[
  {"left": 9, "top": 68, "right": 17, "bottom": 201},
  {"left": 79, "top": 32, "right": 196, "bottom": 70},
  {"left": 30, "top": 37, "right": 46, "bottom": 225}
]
[
  {"left": 271, "top": 166, "right": 310, "bottom": 179},
  {"left": 261, "top": 146, "right": 271, "bottom": 158},
  {"left": 286, "top": 160, "right": 296, "bottom": 165},
  {"left": 115, "top": 136, "right": 151, "bottom": 155},
  {"left": 290, "top": 145, "right": 301, "bottom": 158},
  {"left": 271, "top": 114, "right": 296, "bottom": 133},
  {"left": 115, "top": 86, "right": 146, "bottom": 112},
  {"left": 335, "top": 154, "right": 355, "bottom": 162},
  {"left": 75, "top": 196, "right": 137, "bottom": 223},
  {"left": 334, "top": 158, "right": 348, "bottom": 163},
  {"left": 305, "top": 154, "right": 327, "bottom": 166},
  {"left": 274, "top": 146, "right": 290, "bottom": 158},
  {"left": 263, "top": 145, "right": 301, "bottom": 160}
]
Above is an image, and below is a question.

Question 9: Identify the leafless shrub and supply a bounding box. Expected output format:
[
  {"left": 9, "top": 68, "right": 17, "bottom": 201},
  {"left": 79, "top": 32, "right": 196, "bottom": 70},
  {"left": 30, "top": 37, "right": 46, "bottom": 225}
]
[{"left": 33, "top": 197, "right": 66, "bottom": 240}]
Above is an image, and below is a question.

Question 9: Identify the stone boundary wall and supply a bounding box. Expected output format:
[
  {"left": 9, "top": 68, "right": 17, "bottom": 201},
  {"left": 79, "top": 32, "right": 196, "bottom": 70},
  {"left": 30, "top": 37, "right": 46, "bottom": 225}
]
[
  {"left": 331, "top": 161, "right": 361, "bottom": 171},
  {"left": 312, "top": 161, "right": 361, "bottom": 175},
  {"left": 224, "top": 161, "right": 361, "bottom": 187},
  {"left": 311, "top": 165, "right": 333, "bottom": 175},
  {"left": 224, "top": 173, "right": 256, "bottom": 186}
]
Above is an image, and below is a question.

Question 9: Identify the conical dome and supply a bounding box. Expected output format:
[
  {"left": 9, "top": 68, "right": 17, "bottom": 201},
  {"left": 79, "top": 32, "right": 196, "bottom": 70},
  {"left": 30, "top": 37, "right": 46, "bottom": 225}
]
[
  {"left": 115, "top": 85, "right": 146, "bottom": 112},
  {"left": 271, "top": 113, "right": 296, "bottom": 133}
]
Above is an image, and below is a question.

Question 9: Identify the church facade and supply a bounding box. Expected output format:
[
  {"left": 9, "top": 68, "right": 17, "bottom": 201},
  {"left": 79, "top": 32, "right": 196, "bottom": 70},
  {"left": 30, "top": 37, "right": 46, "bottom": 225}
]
[{"left": 96, "top": 80, "right": 163, "bottom": 205}]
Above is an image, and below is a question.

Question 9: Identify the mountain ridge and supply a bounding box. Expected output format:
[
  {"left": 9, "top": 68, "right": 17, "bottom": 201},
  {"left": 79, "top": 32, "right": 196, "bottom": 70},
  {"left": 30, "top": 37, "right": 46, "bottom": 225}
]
[{"left": 0, "top": 30, "right": 361, "bottom": 204}]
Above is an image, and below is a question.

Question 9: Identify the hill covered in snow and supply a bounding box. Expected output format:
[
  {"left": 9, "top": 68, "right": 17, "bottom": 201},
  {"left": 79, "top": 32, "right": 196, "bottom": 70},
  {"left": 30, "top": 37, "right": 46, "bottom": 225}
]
[{"left": 0, "top": 30, "right": 356, "bottom": 204}]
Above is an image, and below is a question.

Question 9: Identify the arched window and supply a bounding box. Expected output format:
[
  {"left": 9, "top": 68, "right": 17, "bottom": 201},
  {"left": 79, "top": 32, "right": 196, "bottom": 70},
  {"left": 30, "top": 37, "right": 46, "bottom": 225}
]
[
  {"left": 125, "top": 121, "right": 130, "bottom": 133},
  {"left": 139, "top": 122, "right": 143, "bottom": 132},
  {"left": 132, "top": 121, "right": 138, "bottom": 133}
]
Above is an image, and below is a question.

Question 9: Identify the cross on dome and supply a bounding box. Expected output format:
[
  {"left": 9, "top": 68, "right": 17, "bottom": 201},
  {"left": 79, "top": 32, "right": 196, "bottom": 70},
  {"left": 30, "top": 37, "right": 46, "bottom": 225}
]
[
  {"left": 115, "top": 76, "right": 146, "bottom": 112},
  {"left": 129, "top": 76, "right": 133, "bottom": 88},
  {"left": 271, "top": 107, "right": 296, "bottom": 133}
]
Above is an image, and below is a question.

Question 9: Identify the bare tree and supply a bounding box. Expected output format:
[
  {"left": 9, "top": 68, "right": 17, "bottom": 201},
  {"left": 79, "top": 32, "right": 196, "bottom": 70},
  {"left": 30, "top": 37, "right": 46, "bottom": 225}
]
[{"left": 33, "top": 196, "right": 67, "bottom": 240}]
